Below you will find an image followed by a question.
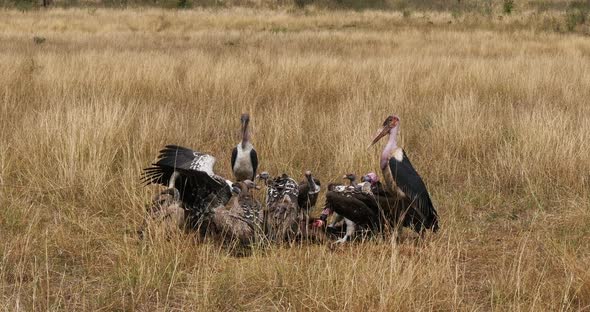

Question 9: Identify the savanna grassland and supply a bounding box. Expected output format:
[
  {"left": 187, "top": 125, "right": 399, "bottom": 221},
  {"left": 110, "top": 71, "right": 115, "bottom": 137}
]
[{"left": 1, "top": 6, "right": 590, "bottom": 311}]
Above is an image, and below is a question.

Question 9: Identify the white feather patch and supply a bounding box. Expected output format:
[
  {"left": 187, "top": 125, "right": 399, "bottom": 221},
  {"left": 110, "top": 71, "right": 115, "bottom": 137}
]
[
  {"left": 190, "top": 153, "right": 216, "bottom": 176},
  {"left": 233, "top": 143, "right": 254, "bottom": 176},
  {"left": 392, "top": 148, "right": 404, "bottom": 162},
  {"left": 334, "top": 185, "right": 347, "bottom": 192},
  {"left": 358, "top": 182, "right": 373, "bottom": 194},
  {"left": 309, "top": 185, "right": 321, "bottom": 194}
]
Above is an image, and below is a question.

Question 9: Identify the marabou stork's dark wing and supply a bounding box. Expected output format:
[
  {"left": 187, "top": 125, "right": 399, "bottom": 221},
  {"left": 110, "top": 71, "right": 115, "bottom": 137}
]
[
  {"left": 297, "top": 177, "right": 320, "bottom": 212},
  {"left": 142, "top": 145, "right": 232, "bottom": 212},
  {"left": 230, "top": 147, "right": 238, "bottom": 172},
  {"left": 388, "top": 150, "right": 439, "bottom": 231},
  {"left": 368, "top": 182, "right": 402, "bottom": 227},
  {"left": 325, "top": 189, "right": 381, "bottom": 229},
  {"left": 250, "top": 148, "right": 258, "bottom": 180}
]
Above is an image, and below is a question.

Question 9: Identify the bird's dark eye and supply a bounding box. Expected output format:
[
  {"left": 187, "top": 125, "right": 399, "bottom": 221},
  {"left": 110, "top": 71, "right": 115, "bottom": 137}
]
[{"left": 383, "top": 117, "right": 392, "bottom": 127}]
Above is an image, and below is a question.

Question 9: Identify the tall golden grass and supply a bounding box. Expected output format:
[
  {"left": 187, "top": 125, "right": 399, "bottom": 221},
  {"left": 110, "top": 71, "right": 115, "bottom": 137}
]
[{"left": 1, "top": 8, "right": 589, "bottom": 311}]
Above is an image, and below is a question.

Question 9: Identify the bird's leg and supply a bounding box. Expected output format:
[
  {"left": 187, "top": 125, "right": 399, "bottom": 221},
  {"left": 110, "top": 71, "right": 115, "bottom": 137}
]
[
  {"left": 168, "top": 171, "right": 180, "bottom": 189},
  {"left": 329, "top": 213, "right": 344, "bottom": 228},
  {"left": 335, "top": 219, "right": 356, "bottom": 244}
]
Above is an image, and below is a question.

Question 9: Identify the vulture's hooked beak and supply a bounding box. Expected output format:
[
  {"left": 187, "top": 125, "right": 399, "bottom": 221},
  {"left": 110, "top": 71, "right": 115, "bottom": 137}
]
[
  {"left": 242, "top": 179, "right": 260, "bottom": 191},
  {"left": 305, "top": 171, "right": 314, "bottom": 184},
  {"left": 231, "top": 185, "right": 242, "bottom": 195}
]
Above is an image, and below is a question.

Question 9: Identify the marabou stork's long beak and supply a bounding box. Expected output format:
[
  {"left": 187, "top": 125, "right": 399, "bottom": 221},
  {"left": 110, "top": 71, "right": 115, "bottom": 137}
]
[
  {"left": 368, "top": 115, "right": 399, "bottom": 149},
  {"left": 240, "top": 113, "right": 250, "bottom": 149},
  {"left": 368, "top": 126, "right": 390, "bottom": 149}
]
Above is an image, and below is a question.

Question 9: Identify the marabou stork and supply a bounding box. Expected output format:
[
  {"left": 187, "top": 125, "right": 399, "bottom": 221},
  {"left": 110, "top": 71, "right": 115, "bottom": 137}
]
[
  {"left": 368, "top": 115, "right": 439, "bottom": 233},
  {"left": 260, "top": 173, "right": 301, "bottom": 243},
  {"left": 211, "top": 180, "right": 263, "bottom": 247},
  {"left": 142, "top": 145, "right": 233, "bottom": 233},
  {"left": 231, "top": 113, "right": 258, "bottom": 182}
]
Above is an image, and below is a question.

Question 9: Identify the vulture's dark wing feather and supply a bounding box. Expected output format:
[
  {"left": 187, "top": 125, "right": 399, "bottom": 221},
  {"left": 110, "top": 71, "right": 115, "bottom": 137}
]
[
  {"left": 388, "top": 150, "right": 439, "bottom": 231},
  {"left": 297, "top": 177, "right": 320, "bottom": 212},
  {"left": 325, "top": 190, "right": 380, "bottom": 228},
  {"left": 142, "top": 145, "right": 214, "bottom": 184},
  {"left": 142, "top": 145, "right": 231, "bottom": 212}
]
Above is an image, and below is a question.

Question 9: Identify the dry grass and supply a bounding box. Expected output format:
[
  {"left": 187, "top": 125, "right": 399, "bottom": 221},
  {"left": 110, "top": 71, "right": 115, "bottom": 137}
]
[{"left": 1, "top": 7, "right": 590, "bottom": 311}]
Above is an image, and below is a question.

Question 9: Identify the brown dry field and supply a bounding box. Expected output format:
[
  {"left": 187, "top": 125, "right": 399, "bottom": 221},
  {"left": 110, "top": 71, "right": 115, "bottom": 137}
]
[{"left": 1, "top": 7, "right": 589, "bottom": 311}]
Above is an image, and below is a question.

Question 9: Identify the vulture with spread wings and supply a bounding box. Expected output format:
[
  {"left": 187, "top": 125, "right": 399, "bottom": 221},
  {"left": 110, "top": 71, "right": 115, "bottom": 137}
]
[{"left": 142, "top": 145, "right": 234, "bottom": 232}]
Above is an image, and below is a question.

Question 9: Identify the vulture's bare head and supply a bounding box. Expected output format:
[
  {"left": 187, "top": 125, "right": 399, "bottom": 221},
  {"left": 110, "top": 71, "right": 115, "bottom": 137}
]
[
  {"left": 231, "top": 183, "right": 242, "bottom": 195},
  {"left": 151, "top": 188, "right": 180, "bottom": 208},
  {"left": 256, "top": 171, "right": 270, "bottom": 185},
  {"left": 243, "top": 179, "right": 260, "bottom": 190},
  {"left": 304, "top": 170, "right": 320, "bottom": 186},
  {"left": 369, "top": 115, "right": 400, "bottom": 148},
  {"left": 361, "top": 172, "right": 379, "bottom": 185},
  {"left": 233, "top": 180, "right": 260, "bottom": 198},
  {"left": 342, "top": 173, "right": 357, "bottom": 183}
]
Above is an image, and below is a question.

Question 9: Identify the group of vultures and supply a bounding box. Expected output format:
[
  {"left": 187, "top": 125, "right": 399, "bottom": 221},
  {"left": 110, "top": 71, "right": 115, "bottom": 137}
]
[{"left": 141, "top": 113, "right": 439, "bottom": 249}]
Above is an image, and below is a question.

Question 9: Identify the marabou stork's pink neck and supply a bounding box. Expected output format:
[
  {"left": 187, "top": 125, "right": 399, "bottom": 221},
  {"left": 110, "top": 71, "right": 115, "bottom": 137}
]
[
  {"left": 380, "top": 126, "right": 399, "bottom": 170},
  {"left": 241, "top": 121, "right": 250, "bottom": 149}
]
